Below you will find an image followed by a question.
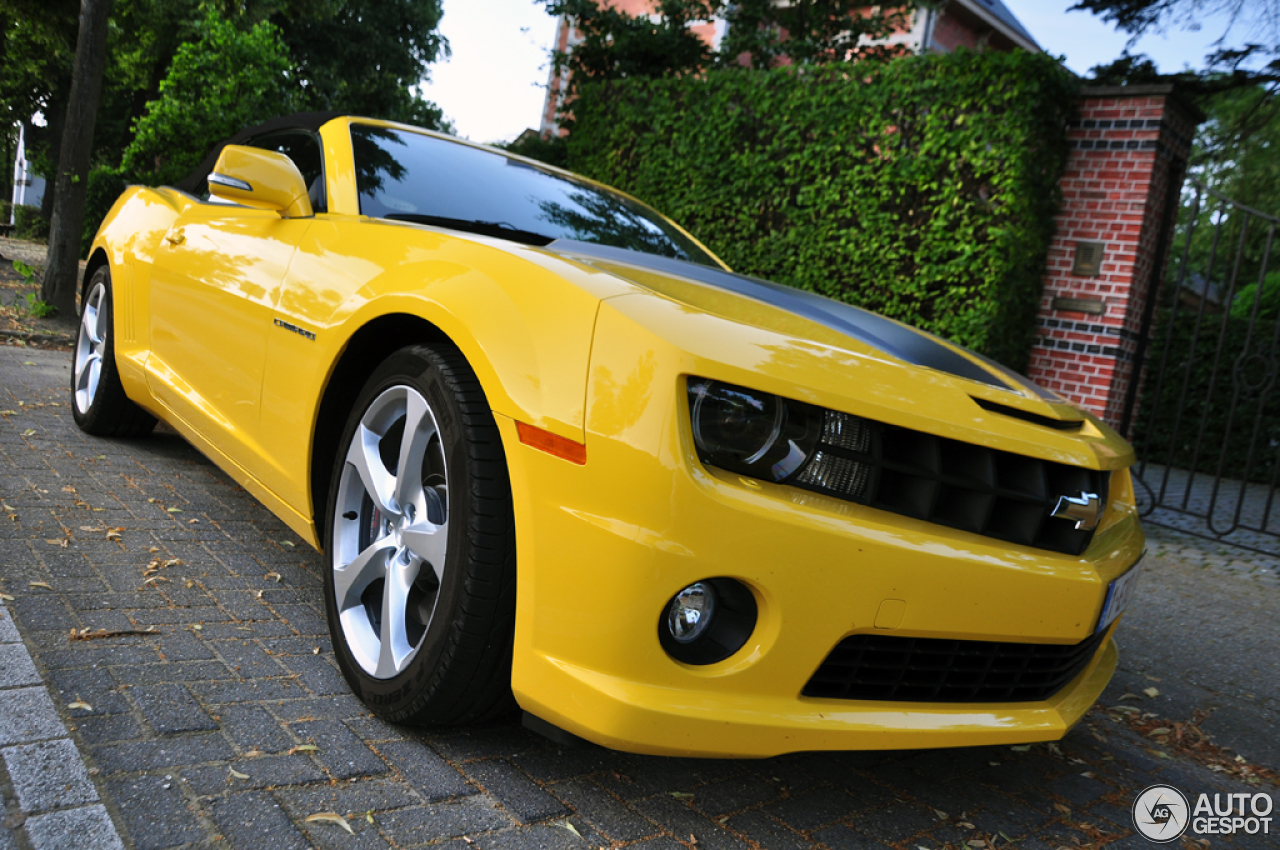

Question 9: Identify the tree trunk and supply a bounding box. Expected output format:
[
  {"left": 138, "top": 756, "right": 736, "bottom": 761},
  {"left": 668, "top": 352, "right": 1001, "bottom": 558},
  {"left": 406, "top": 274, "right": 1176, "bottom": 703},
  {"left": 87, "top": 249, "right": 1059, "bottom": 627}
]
[{"left": 42, "top": 0, "right": 114, "bottom": 316}]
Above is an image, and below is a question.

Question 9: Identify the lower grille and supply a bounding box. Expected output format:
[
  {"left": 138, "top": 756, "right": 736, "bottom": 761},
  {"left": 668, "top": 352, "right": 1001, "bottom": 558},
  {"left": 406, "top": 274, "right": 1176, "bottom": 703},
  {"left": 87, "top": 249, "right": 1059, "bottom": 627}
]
[{"left": 803, "top": 630, "right": 1110, "bottom": 703}]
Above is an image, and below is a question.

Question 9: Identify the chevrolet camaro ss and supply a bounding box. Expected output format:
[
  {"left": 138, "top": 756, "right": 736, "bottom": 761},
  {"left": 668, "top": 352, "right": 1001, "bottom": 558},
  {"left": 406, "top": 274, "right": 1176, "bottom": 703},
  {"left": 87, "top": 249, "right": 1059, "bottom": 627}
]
[{"left": 74, "top": 112, "right": 1144, "bottom": 757}]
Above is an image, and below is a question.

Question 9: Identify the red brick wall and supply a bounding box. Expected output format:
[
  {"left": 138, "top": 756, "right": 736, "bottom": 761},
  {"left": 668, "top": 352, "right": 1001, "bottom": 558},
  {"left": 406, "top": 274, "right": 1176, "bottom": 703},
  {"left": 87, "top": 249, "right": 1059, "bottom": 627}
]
[{"left": 1027, "top": 86, "right": 1200, "bottom": 430}]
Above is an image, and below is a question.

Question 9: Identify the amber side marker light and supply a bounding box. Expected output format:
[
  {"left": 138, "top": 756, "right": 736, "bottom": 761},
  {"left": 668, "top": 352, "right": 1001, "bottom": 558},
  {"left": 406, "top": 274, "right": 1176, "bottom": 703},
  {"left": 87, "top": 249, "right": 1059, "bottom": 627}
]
[{"left": 516, "top": 421, "right": 587, "bottom": 465}]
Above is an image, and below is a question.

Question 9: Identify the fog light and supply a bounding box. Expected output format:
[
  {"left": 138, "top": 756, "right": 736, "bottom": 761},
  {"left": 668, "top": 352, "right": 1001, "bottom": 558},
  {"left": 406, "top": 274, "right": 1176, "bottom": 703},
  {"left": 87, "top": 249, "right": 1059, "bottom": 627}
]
[
  {"left": 667, "top": 582, "right": 716, "bottom": 643},
  {"left": 658, "top": 577, "right": 759, "bottom": 665}
]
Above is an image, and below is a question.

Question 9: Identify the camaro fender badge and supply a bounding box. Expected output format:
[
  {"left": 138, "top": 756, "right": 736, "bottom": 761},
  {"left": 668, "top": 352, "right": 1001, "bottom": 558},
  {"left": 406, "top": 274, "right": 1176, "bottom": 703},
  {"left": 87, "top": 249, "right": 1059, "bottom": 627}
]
[
  {"left": 1050, "top": 491, "right": 1102, "bottom": 531},
  {"left": 273, "top": 318, "right": 316, "bottom": 341}
]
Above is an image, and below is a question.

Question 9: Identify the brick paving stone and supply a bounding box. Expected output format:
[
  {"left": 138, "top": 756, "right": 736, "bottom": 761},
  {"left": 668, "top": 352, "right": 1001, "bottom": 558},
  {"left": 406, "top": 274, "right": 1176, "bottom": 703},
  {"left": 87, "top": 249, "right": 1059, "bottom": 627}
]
[
  {"left": 291, "top": 719, "right": 389, "bottom": 780},
  {"left": 185, "top": 754, "right": 329, "bottom": 795},
  {"left": 277, "top": 651, "right": 349, "bottom": 696},
  {"left": 0, "top": 644, "right": 41, "bottom": 688},
  {"left": 0, "top": 688, "right": 65, "bottom": 745},
  {"left": 549, "top": 778, "right": 657, "bottom": 843},
  {"left": 851, "top": 802, "right": 944, "bottom": 844},
  {"left": 810, "top": 823, "right": 896, "bottom": 850},
  {"left": 132, "top": 682, "right": 218, "bottom": 735},
  {"left": 475, "top": 822, "right": 589, "bottom": 850},
  {"left": 466, "top": 758, "right": 568, "bottom": 824},
  {"left": 212, "top": 703, "right": 295, "bottom": 754},
  {"left": 691, "top": 775, "right": 783, "bottom": 816},
  {"left": 3, "top": 738, "right": 99, "bottom": 813},
  {"left": 23, "top": 804, "right": 124, "bottom": 850},
  {"left": 765, "top": 786, "right": 861, "bottom": 832},
  {"left": 375, "top": 797, "right": 511, "bottom": 845},
  {"left": 70, "top": 713, "right": 146, "bottom": 746},
  {"left": 630, "top": 794, "right": 752, "bottom": 850},
  {"left": 93, "top": 732, "right": 236, "bottom": 774},
  {"left": 208, "top": 791, "right": 309, "bottom": 850},
  {"left": 512, "top": 746, "right": 622, "bottom": 783},
  {"left": 721, "top": 811, "right": 814, "bottom": 850},
  {"left": 379, "top": 739, "right": 475, "bottom": 802},
  {"left": 0, "top": 610, "right": 20, "bottom": 643},
  {"left": 105, "top": 774, "right": 205, "bottom": 850}
]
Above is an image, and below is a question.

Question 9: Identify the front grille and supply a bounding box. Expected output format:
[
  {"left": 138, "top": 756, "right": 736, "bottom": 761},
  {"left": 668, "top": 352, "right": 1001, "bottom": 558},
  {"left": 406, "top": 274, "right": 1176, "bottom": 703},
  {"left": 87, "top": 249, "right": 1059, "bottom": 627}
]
[
  {"left": 793, "top": 412, "right": 1108, "bottom": 556},
  {"left": 802, "top": 630, "right": 1110, "bottom": 703}
]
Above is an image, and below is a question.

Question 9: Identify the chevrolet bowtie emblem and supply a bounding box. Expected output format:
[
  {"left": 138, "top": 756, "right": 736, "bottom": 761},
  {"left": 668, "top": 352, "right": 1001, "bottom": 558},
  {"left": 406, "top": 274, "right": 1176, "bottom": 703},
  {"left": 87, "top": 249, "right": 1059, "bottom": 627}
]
[{"left": 1050, "top": 491, "right": 1102, "bottom": 531}]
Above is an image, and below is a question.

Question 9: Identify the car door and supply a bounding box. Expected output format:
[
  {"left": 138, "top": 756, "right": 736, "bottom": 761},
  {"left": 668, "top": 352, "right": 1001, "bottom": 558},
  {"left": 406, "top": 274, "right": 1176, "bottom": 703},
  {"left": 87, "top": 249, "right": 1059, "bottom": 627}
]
[{"left": 147, "top": 130, "right": 325, "bottom": 478}]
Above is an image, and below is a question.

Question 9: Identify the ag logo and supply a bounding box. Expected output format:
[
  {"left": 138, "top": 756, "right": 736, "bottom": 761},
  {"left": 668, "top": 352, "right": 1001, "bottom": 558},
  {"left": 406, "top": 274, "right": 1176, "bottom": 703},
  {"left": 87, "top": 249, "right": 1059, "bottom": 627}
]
[{"left": 1133, "top": 784, "right": 1190, "bottom": 842}]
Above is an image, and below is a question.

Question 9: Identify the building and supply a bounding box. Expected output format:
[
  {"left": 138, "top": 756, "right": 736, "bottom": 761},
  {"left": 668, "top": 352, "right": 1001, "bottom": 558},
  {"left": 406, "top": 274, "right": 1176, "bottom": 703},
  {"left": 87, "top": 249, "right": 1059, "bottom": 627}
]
[{"left": 541, "top": 0, "right": 1041, "bottom": 135}]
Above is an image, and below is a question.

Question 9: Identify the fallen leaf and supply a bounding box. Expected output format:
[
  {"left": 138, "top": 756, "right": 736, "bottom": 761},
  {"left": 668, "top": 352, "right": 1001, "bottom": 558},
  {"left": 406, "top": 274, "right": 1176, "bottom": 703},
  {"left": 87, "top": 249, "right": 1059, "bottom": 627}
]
[
  {"left": 934, "top": 809, "right": 949, "bottom": 820},
  {"left": 555, "top": 821, "right": 582, "bottom": 838},
  {"left": 312, "top": 647, "right": 320, "bottom": 655},
  {"left": 67, "top": 699, "right": 93, "bottom": 711},
  {"left": 289, "top": 744, "right": 320, "bottom": 755},
  {"left": 304, "top": 813, "right": 353, "bottom": 834},
  {"left": 1148, "top": 727, "right": 1172, "bottom": 737},
  {"left": 265, "top": 571, "right": 281, "bottom": 582},
  {"left": 0, "top": 593, "right": 13, "bottom": 601},
  {"left": 22, "top": 429, "right": 35, "bottom": 436},
  {"left": 142, "top": 576, "right": 169, "bottom": 585},
  {"left": 1144, "top": 687, "right": 1160, "bottom": 698},
  {"left": 228, "top": 767, "right": 250, "bottom": 781},
  {"left": 1054, "top": 803, "right": 1071, "bottom": 815},
  {"left": 967, "top": 841, "right": 986, "bottom": 848},
  {"left": 959, "top": 822, "right": 975, "bottom": 830},
  {"left": 162, "top": 559, "right": 182, "bottom": 568},
  {"left": 1010, "top": 745, "right": 1031, "bottom": 752},
  {"left": 1081, "top": 771, "right": 1096, "bottom": 778},
  {"left": 166, "top": 507, "right": 183, "bottom": 513},
  {"left": 105, "top": 529, "right": 122, "bottom": 541},
  {"left": 364, "top": 811, "right": 375, "bottom": 824},
  {"left": 29, "top": 581, "right": 52, "bottom": 589},
  {"left": 1119, "top": 693, "right": 1143, "bottom": 701},
  {"left": 669, "top": 791, "right": 694, "bottom": 799},
  {"left": 279, "top": 540, "right": 295, "bottom": 547},
  {"left": 79, "top": 525, "right": 104, "bottom": 532},
  {"left": 23, "top": 361, "right": 35, "bottom": 365},
  {"left": 190, "top": 624, "right": 203, "bottom": 630},
  {"left": 0, "top": 410, "right": 16, "bottom": 415}
]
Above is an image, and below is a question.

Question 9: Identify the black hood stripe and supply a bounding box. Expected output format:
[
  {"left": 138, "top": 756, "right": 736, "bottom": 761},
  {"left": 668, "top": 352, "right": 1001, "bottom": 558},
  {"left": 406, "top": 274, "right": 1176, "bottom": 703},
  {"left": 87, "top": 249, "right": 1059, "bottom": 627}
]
[{"left": 547, "top": 240, "right": 1019, "bottom": 393}]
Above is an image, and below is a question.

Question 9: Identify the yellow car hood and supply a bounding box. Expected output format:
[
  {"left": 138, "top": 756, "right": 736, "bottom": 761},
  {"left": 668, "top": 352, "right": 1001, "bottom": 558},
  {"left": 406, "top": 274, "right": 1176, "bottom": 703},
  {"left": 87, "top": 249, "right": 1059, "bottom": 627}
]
[{"left": 540, "top": 240, "right": 1080, "bottom": 421}]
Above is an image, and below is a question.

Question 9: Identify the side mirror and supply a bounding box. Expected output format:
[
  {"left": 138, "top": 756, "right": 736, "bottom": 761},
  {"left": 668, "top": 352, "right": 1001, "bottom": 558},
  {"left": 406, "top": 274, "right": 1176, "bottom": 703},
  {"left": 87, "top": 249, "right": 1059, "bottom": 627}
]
[{"left": 207, "top": 145, "right": 313, "bottom": 219}]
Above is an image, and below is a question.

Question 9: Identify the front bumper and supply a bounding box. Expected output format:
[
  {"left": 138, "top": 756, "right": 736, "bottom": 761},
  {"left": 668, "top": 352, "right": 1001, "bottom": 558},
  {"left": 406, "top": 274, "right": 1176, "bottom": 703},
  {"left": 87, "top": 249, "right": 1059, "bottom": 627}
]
[{"left": 500, "top": 296, "right": 1144, "bottom": 758}]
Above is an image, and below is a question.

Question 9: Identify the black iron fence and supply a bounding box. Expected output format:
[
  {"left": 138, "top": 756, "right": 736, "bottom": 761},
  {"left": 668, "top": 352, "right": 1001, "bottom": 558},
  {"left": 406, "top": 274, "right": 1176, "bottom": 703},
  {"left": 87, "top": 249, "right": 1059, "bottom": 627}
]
[{"left": 1128, "top": 181, "right": 1280, "bottom": 553}]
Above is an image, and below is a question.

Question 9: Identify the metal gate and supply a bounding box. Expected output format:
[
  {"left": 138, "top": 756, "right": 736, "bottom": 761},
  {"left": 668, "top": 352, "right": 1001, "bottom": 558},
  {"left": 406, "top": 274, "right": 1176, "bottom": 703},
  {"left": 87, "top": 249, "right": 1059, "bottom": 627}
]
[{"left": 1127, "top": 181, "right": 1280, "bottom": 554}]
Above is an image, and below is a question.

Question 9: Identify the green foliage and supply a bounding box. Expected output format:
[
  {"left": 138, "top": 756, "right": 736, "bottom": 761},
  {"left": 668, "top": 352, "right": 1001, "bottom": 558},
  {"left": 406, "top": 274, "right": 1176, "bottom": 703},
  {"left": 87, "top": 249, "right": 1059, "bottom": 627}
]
[
  {"left": 1132, "top": 309, "right": 1280, "bottom": 482},
  {"left": 541, "top": 0, "right": 918, "bottom": 125},
  {"left": 81, "top": 164, "right": 128, "bottom": 256},
  {"left": 119, "top": 11, "right": 301, "bottom": 186},
  {"left": 23, "top": 292, "right": 56, "bottom": 317},
  {"left": 12, "top": 259, "right": 35, "bottom": 281},
  {"left": 14, "top": 205, "right": 49, "bottom": 241},
  {"left": 567, "top": 50, "right": 1076, "bottom": 370},
  {"left": 499, "top": 133, "right": 569, "bottom": 169},
  {"left": 1229, "top": 269, "right": 1280, "bottom": 321}
]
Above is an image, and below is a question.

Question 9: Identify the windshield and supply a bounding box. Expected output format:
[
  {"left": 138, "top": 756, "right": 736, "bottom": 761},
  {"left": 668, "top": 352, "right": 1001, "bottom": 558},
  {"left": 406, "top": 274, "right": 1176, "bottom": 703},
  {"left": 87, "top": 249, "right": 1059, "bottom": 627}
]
[{"left": 350, "top": 123, "right": 719, "bottom": 266}]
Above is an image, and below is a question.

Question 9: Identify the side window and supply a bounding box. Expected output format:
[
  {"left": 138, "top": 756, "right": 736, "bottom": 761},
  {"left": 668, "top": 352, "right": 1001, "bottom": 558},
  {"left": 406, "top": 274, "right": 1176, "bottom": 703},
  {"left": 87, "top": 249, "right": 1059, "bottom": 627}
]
[{"left": 246, "top": 131, "right": 327, "bottom": 213}]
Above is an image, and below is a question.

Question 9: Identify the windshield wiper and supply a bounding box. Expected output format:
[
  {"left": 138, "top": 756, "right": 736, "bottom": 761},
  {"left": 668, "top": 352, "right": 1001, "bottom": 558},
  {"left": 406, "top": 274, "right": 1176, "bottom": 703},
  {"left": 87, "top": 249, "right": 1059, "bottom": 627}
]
[{"left": 383, "top": 214, "right": 554, "bottom": 246}]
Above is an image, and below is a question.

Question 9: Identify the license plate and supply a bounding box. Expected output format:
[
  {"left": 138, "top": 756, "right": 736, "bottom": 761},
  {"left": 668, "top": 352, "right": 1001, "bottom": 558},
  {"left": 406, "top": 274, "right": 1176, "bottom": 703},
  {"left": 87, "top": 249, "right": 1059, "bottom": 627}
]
[{"left": 1096, "top": 554, "right": 1144, "bottom": 633}]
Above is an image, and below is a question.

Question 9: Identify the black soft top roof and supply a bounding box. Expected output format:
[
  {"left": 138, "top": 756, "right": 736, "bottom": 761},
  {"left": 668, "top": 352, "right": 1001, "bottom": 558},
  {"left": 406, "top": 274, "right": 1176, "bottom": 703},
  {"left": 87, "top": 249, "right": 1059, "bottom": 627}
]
[{"left": 174, "top": 111, "right": 345, "bottom": 195}]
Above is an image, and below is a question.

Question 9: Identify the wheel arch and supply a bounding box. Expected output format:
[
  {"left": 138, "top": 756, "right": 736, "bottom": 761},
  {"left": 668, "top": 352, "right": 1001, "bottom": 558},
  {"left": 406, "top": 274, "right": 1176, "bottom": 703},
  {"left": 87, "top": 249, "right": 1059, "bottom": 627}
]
[
  {"left": 310, "top": 312, "right": 453, "bottom": 542},
  {"left": 81, "top": 249, "right": 110, "bottom": 312}
]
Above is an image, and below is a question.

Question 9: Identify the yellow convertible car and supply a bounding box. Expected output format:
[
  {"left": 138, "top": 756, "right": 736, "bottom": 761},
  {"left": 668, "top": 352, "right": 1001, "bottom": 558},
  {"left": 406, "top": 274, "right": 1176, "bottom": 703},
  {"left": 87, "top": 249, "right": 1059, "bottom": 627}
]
[{"left": 76, "top": 113, "right": 1144, "bottom": 757}]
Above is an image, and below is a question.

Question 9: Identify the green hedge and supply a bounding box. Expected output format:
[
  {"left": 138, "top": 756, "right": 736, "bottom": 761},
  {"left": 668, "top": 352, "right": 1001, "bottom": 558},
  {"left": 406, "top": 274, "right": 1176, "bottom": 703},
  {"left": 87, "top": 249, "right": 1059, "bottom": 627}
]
[
  {"left": 567, "top": 50, "right": 1077, "bottom": 370},
  {"left": 1133, "top": 311, "right": 1280, "bottom": 482}
]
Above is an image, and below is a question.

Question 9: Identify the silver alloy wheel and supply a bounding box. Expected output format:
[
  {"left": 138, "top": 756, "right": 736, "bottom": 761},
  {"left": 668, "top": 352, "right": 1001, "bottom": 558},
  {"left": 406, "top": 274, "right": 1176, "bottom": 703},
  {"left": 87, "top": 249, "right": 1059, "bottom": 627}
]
[
  {"left": 73, "top": 282, "right": 108, "bottom": 414},
  {"left": 332, "top": 385, "right": 449, "bottom": 679}
]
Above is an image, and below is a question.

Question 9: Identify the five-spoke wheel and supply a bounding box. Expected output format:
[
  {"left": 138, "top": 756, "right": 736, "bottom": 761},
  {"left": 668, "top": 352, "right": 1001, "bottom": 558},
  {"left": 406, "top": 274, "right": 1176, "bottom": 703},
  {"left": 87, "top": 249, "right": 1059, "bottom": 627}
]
[
  {"left": 70, "top": 267, "right": 156, "bottom": 437},
  {"left": 323, "top": 344, "right": 516, "bottom": 724}
]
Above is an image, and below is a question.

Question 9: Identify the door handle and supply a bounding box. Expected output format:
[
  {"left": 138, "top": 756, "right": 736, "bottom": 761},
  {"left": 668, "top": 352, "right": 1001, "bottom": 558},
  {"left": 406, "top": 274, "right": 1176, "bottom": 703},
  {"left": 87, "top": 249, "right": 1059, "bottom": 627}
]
[{"left": 164, "top": 229, "right": 185, "bottom": 246}]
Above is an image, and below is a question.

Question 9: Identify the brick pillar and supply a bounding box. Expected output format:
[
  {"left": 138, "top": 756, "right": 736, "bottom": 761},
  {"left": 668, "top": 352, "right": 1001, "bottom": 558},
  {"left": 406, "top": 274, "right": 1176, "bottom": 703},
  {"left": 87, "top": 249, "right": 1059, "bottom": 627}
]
[{"left": 1026, "top": 85, "right": 1202, "bottom": 431}]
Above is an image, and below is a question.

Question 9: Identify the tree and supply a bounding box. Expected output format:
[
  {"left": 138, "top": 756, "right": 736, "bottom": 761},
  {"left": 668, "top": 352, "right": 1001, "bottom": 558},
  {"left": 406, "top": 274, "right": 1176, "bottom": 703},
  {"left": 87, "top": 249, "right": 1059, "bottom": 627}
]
[
  {"left": 542, "top": 0, "right": 920, "bottom": 113},
  {"left": 1072, "top": 0, "right": 1280, "bottom": 92},
  {"left": 41, "top": 0, "right": 113, "bottom": 317},
  {"left": 118, "top": 10, "right": 301, "bottom": 185}
]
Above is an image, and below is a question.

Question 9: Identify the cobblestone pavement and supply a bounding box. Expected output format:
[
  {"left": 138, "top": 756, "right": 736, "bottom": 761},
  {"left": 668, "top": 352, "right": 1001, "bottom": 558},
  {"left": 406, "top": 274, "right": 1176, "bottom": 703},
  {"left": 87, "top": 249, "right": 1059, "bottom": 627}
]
[{"left": 1, "top": 344, "right": 1277, "bottom": 850}]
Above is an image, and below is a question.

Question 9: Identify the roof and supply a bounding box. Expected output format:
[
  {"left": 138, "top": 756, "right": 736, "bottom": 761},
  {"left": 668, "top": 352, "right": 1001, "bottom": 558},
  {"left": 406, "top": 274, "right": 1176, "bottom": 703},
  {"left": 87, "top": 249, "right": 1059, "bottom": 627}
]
[{"left": 954, "top": 0, "right": 1041, "bottom": 52}]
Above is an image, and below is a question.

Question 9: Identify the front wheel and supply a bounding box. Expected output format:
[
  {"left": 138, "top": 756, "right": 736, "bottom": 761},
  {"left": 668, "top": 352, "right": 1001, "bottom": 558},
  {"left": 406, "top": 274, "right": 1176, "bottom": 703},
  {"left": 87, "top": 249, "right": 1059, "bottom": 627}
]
[
  {"left": 323, "top": 344, "right": 517, "bottom": 724},
  {"left": 71, "top": 266, "right": 156, "bottom": 437}
]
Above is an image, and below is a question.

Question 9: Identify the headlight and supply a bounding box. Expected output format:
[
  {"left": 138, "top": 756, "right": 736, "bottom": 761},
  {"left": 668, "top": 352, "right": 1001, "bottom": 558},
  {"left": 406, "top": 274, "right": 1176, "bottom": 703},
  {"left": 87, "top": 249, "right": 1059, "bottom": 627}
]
[{"left": 688, "top": 377, "right": 822, "bottom": 482}]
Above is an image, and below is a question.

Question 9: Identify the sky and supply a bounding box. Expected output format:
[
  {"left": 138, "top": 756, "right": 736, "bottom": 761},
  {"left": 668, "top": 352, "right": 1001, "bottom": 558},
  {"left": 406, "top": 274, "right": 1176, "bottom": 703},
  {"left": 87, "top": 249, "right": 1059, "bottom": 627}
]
[{"left": 421, "top": 0, "right": 1253, "bottom": 145}]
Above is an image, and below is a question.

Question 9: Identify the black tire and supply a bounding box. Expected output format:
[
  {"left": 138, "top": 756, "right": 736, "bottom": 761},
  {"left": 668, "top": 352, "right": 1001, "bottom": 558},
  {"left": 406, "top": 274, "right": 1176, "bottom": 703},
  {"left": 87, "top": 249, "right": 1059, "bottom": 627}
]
[
  {"left": 323, "top": 343, "right": 517, "bottom": 724},
  {"left": 71, "top": 266, "right": 157, "bottom": 438}
]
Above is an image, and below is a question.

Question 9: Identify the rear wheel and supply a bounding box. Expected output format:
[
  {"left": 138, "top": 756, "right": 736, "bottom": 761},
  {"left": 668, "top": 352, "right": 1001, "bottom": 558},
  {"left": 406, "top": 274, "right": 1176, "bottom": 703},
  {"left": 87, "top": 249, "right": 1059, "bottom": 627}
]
[
  {"left": 323, "top": 344, "right": 517, "bottom": 724},
  {"left": 71, "top": 266, "right": 156, "bottom": 437}
]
